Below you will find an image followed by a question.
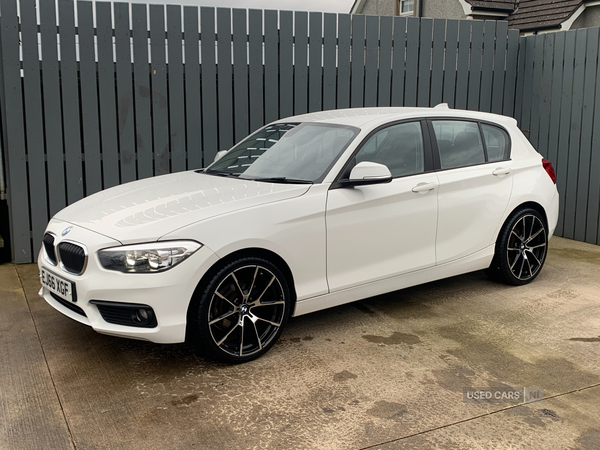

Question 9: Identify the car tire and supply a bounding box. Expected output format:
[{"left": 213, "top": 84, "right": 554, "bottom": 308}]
[
  {"left": 191, "top": 257, "right": 291, "bottom": 363},
  {"left": 486, "top": 207, "right": 548, "bottom": 286}
]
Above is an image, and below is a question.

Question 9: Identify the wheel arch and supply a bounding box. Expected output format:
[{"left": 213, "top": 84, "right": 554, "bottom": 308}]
[
  {"left": 506, "top": 201, "right": 549, "bottom": 230},
  {"left": 185, "top": 247, "right": 297, "bottom": 341},
  {"left": 490, "top": 200, "right": 548, "bottom": 260}
]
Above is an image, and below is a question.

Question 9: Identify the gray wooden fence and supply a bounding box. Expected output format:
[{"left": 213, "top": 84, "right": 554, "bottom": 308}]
[
  {"left": 0, "top": 0, "right": 597, "bottom": 263},
  {"left": 516, "top": 31, "right": 600, "bottom": 247}
]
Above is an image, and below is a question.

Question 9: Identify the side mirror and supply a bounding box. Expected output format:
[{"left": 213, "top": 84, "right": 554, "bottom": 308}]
[
  {"left": 213, "top": 150, "right": 229, "bottom": 162},
  {"left": 342, "top": 161, "right": 392, "bottom": 187}
]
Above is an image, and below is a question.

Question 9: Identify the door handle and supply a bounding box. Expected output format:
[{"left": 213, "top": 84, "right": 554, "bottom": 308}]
[
  {"left": 411, "top": 182, "right": 436, "bottom": 194},
  {"left": 492, "top": 167, "right": 512, "bottom": 177}
]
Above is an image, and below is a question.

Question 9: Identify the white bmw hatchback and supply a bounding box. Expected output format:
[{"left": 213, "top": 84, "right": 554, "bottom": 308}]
[{"left": 39, "top": 105, "right": 559, "bottom": 363}]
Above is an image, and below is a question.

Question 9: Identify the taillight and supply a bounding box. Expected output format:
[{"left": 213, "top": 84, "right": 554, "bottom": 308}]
[{"left": 542, "top": 158, "right": 556, "bottom": 184}]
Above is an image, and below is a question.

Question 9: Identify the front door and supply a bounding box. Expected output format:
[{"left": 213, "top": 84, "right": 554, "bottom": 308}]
[{"left": 326, "top": 121, "right": 439, "bottom": 292}]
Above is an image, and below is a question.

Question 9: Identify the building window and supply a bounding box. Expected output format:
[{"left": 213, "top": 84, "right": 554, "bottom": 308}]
[{"left": 399, "top": 0, "right": 414, "bottom": 15}]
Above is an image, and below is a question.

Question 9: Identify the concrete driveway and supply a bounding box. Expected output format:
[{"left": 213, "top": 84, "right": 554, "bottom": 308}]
[{"left": 1, "top": 236, "right": 599, "bottom": 449}]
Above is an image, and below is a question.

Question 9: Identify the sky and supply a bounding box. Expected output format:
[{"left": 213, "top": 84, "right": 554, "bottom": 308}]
[{"left": 133, "top": 0, "right": 356, "bottom": 14}]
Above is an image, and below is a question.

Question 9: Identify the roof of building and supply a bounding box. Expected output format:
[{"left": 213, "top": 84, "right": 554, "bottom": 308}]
[
  {"left": 350, "top": 0, "right": 517, "bottom": 15},
  {"left": 466, "top": 1, "right": 516, "bottom": 12},
  {"left": 349, "top": 0, "right": 366, "bottom": 14},
  {"left": 349, "top": 0, "right": 591, "bottom": 33},
  {"left": 508, "top": 0, "right": 583, "bottom": 31}
]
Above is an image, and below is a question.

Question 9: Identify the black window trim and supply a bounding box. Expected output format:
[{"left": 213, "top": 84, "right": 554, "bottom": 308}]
[
  {"left": 330, "top": 118, "right": 435, "bottom": 190},
  {"left": 478, "top": 122, "right": 490, "bottom": 162},
  {"left": 426, "top": 117, "right": 512, "bottom": 172}
]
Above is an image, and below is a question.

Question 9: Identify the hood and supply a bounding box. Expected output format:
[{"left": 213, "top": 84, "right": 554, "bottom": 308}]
[{"left": 54, "top": 171, "right": 311, "bottom": 244}]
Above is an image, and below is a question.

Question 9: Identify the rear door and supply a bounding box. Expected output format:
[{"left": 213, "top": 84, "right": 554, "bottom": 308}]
[{"left": 429, "top": 119, "right": 514, "bottom": 264}]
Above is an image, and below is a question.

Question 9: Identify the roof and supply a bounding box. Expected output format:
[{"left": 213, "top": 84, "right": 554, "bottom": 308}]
[
  {"left": 508, "top": 0, "right": 583, "bottom": 31},
  {"left": 278, "top": 107, "right": 427, "bottom": 128},
  {"left": 349, "top": 0, "right": 366, "bottom": 14},
  {"left": 465, "top": 1, "right": 516, "bottom": 12},
  {"left": 274, "top": 106, "right": 517, "bottom": 130}
]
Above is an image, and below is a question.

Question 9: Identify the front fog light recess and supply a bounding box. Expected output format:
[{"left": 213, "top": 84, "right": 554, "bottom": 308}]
[
  {"left": 133, "top": 307, "right": 153, "bottom": 325},
  {"left": 99, "top": 241, "right": 202, "bottom": 273}
]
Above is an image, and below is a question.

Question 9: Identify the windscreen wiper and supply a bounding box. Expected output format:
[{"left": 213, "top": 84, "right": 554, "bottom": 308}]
[
  {"left": 245, "top": 177, "right": 313, "bottom": 184},
  {"left": 198, "top": 169, "right": 240, "bottom": 178}
]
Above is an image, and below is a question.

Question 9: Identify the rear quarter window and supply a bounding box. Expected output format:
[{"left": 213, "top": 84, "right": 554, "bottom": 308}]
[{"left": 481, "top": 124, "right": 509, "bottom": 162}]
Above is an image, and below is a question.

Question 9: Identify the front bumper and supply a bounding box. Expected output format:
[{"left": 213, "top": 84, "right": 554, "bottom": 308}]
[{"left": 38, "top": 219, "right": 219, "bottom": 344}]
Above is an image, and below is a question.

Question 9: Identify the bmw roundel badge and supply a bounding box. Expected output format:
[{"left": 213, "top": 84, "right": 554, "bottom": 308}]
[{"left": 62, "top": 226, "right": 72, "bottom": 236}]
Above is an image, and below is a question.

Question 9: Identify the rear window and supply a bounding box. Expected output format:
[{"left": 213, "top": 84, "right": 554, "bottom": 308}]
[
  {"left": 432, "top": 120, "right": 485, "bottom": 170},
  {"left": 432, "top": 120, "right": 510, "bottom": 169}
]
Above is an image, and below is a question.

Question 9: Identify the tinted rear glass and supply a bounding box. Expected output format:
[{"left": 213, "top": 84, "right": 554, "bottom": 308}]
[{"left": 432, "top": 120, "right": 485, "bottom": 169}]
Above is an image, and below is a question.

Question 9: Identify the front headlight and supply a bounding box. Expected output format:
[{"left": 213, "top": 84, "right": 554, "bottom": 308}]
[{"left": 98, "top": 241, "right": 202, "bottom": 273}]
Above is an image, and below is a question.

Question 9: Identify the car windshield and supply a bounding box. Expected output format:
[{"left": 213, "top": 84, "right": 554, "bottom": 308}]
[{"left": 204, "top": 122, "right": 358, "bottom": 183}]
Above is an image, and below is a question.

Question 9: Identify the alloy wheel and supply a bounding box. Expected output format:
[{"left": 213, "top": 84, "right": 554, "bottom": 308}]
[
  {"left": 207, "top": 264, "right": 287, "bottom": 358},
  {"left": 506, "top": 214, "right": 547, "bottom": 281}
]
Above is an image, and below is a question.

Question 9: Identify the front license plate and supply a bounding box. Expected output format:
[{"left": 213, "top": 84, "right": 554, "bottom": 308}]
[{"left": 40, "top": 267, "right": 75, "bottom": 303}]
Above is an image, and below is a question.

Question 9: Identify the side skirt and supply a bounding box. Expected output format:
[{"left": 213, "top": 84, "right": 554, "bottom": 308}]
[{"left": 292, "top": 245, "right": 495, "bottom": 317}]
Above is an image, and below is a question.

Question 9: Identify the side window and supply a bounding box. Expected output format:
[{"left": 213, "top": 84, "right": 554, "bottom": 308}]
[
  {"left": 355, "top": 122, "right": 425, "bottom": 177},
  {"left": 432, "top": 120, "right": 485, "bottom": 169},
  {"left": 481, "top": 124, "right": 509, "bottom": 162}
]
